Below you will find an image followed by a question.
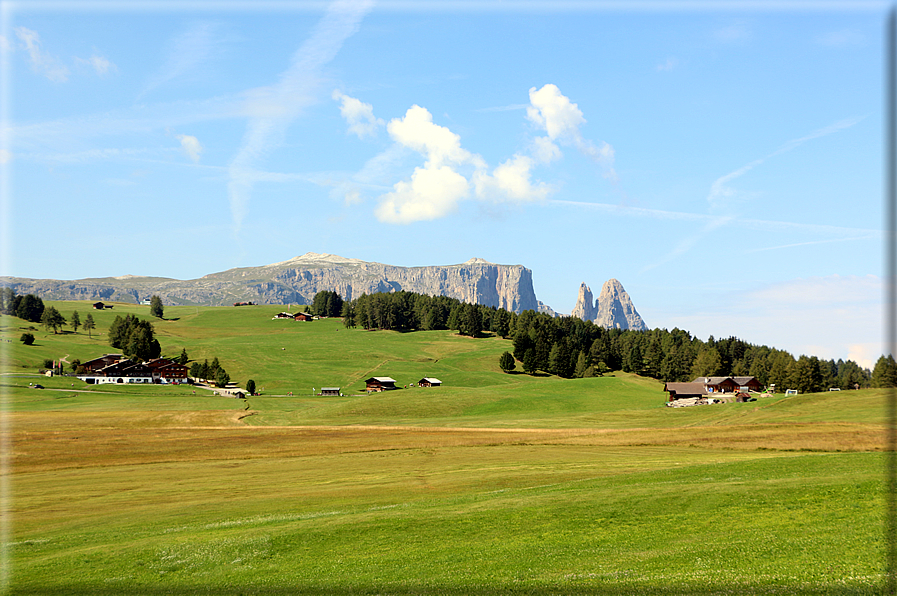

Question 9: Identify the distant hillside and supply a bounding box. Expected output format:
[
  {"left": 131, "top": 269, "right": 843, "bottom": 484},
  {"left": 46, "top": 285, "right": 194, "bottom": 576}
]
[{"left": 0, "top": 253, "right": 542, "bottom": 313}]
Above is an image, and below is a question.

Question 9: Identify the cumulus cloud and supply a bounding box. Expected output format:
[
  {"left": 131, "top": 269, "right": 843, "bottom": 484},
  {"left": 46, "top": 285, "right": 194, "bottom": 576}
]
[
  {"left": 15, "top": 27, "right": 69, "bottom": 82},
  {"left": 176, "top": 134, "right": 203, "bottom": 163},
  {"left": 371, "top": 84, "right": 612, "bottom": 224},
  {"left": 473, "top": 154, "right": 552, "bottom": 202},
  {"left": 526, "top": 83, "right": 615, "bottom": 178},
  {"left": 333, "top": 90, "right": 384, "bottom": 138}
]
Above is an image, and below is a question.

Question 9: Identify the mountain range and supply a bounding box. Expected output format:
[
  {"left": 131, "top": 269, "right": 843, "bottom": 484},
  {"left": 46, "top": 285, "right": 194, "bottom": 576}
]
[{"left": 0, "top": 253, "right": 647, "bottom": 330}]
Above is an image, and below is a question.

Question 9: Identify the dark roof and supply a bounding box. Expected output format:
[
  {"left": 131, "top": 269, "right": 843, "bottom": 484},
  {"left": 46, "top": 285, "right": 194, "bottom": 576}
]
[
  {"left": 691, "top": 376, "right": 736, "bottom": 385},
  {"left": 664, "top": 382, "right": 707, "bottom": 397}
]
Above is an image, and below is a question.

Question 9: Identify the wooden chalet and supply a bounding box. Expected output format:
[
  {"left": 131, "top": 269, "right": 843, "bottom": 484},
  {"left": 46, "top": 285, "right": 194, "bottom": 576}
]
[
  {"left": 92, "top": 302, "right": 106, "bottom": 310},
  {"left": 365, "top": 377, "right": 397, "bottom": 392},
  {"left": 732, "top": 376, "right": 762, "bottom": 392},
  {"left": 145, "top": 358, "right": 189, "bottom": 383},
  {"left": 81, "top": 360, "right": 154, "bottom": 384},
  {"left": 692, "top": 377, "right": 738, "bottom": 394},
  {"left": 417, "top": 377, "right": 442, "bottom": 387},
  {"left": 320, "top": 387, "right": 341, "bottom": 396},
  {"left": 79, "top": 354, "right": 124, "bottom": 373},
  {"left": 294, "top": 312, "right": 315, "bottom": 321},
  {"left": 663, "top": 382, "right": 707, "bottom": 402}
]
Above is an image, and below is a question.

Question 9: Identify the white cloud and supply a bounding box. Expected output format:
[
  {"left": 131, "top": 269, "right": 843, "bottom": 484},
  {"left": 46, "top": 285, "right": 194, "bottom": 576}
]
[
  {"left": 75, "top": 54, "right": 117, "bottom": 76},
  {"left": 531, "top": 136, "right": 561, "bottom": 164},
  {"left": 387, "top": 105, "right": 484, "bottom": 169},
  {"left": 473, "top": 154, "right": 552, "bottom": 202},
  {"left": 332, "top": 90, "right": 384, "bottom": 138},
  {"left": 374, "top": 104, "right": 484, "bottom": 224},
  {"left": 0, "top": 150, "right": 11, "bottom": 164},
  {"left": 526, "top": 84, "right": 585, "bottom": 142},
  {"left": 15, "top": 27, "right": 69, "bottom": 82},
  {"left": 176, "top": 134, "right": 203, "bottom": 163},
  {"left": 376, "top": 163, "right": 470, "bottom": 224},
  {"left": 526, "top": 83, "right": 615, "bottom": 179}
]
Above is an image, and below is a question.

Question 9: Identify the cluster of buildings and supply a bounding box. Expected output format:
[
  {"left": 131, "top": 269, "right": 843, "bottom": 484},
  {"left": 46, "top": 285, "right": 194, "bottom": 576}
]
[
  {"left": 663, "top": 376, "right": 763, "bottom": 403},
  {"left": 363, "top": 376, "right": 442, "bottom": 392},
  {"left": 77, "top": 354, "right": 189, "bottom": 385},
  {"left": 273, "top": 312, "right": 316, "bottom": 321}
]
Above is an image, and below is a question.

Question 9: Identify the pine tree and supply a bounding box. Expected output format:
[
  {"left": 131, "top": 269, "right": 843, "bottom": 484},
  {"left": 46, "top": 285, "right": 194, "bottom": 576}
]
[
  {"left": 83, "top": 313, "right": 96, "bottom": 338},
  {"left": 499, "top": 351, "right": 516, "bottom": 373},
  {"left": 71, "top": 311, "right": 81, "bottom": 333},
  {"left": 149, "top": 295, "right": 164, "bottom": 319}
]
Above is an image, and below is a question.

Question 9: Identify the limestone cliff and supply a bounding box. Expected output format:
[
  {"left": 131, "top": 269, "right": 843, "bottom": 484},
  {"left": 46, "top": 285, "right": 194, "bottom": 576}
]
[
  {"left": 0, "top": 253, "right": 541, "bottom": 313},
  {"left": 571, "top": 278, "right": 647, "bottom": 331}
]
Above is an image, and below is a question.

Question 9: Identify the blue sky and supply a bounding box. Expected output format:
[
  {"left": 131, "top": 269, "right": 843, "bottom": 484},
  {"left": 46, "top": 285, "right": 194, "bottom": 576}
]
[{"left": 0, "top": 0, "right": 888, "bottom": 368}]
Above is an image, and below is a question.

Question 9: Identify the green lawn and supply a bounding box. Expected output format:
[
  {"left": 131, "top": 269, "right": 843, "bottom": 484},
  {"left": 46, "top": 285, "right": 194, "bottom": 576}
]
[{"left": 1, "top": 301, "right": 889, "bottom": 595}]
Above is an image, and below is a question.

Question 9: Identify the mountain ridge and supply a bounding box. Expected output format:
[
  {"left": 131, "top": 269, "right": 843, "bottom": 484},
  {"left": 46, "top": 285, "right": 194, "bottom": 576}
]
[{"left": 1, "top": 254, "right": 648, "bottom": 329}]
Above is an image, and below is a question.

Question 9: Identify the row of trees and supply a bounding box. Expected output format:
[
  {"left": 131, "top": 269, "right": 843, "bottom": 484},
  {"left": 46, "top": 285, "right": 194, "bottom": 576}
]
[
  {"left": 189, "top": 357, "right": 230, "bottom": 387},
  {"left": 1, "top": 289, "right": 45, "bottom": 323},
  {"left": 338, "top": 290, "right": 513, "bottom": 338},
  {"left": 310, "top": 291, "right": 344, "bottom": 318}
]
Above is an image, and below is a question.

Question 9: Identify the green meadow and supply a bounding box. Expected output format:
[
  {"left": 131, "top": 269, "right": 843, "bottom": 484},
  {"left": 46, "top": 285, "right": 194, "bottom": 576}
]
[{"left": 1, "top": 301, "right": 888, "bottom": 595}]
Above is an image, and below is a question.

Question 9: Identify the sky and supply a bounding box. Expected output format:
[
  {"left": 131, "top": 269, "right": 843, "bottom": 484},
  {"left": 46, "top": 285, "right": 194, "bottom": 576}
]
[{"left": 0, "top": 0, "right": 889, "bottom": 369}]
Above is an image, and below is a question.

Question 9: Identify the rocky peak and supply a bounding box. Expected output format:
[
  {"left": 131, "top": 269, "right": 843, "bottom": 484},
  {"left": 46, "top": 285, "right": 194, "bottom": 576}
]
[
  {"left": 571, "top": 278, "right": 647, "bottom": 331},
  {"left": 571, "top": 282, "right": 595, "bottom": 321}
]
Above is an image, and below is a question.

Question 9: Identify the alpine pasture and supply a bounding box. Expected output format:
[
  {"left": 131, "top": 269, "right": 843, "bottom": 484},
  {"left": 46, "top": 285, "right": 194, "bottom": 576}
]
[{"left": 2, "top": 301, "right": 886, "bottom": 595}]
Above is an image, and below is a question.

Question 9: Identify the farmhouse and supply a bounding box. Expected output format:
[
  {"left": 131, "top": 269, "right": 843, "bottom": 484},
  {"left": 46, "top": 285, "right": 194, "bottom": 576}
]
[
  {"left": 365, "top": 377, "right": 397, "bottom": 392},
  {"left": 320, "top": 387, "right": 341, "bottom": 396},
  {"left": 79, "top": 360, "right": 154, "bottom": 384},
  {"left": 145, "top": 358, "right": 189, "bottom": 383},
  {"left": 418, "top": 377, "right": 442, "bottom": 387},
  {"left": 732, "top": 376, "right": 763, "bottom": 392},
  {"left": 294, "top": 312, "right": 315, "bottom": 321},
  {"left": 273, "top": 312, "right": 295, "bottom": 320},
  {"left": 79, "top": 354, "right": 124, "bottom": 373},
  {"left": 692, "top": 376, "right": 738, "bottom": 393}
]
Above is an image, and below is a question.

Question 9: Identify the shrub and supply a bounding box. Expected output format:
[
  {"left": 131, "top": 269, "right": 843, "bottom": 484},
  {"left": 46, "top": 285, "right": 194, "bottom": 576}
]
[{"left": 20, "top": 333, "right": 34, "bottom": 345}]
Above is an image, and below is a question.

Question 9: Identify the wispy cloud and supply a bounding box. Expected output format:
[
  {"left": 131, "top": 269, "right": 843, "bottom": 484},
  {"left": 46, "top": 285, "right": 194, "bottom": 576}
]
[
  {"left": 140, "top": 22, "right": 220, "bottom": 98},
  {"left": 15, "top": 27, "right": 69, "bottom": 82},
  {"left": 176, "top": 134, "right": 203, "bottom": 163},
  {"left": 707, "top": 116, "right": 864, "bottom": 210},
  {"left": 655, "top": 57, "right": 678, "bottom": 72},
  {"left": 333, "top": 90, "right": 385, "bottom": 138},
  {"left": 227, "top": 0, "right": 374, "bottom": 232},
  {"left": 74, "top": 53, "right": 117, "bottom": 76}
]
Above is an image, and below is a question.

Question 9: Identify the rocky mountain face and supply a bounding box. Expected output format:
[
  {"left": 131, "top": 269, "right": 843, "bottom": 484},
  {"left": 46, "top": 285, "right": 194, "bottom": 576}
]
[
  {"left": 571, "top": 279, "right": 647, "bottom": 331},
  {"left": 0, "top": 253, "right": 541, "bottom": 313}
]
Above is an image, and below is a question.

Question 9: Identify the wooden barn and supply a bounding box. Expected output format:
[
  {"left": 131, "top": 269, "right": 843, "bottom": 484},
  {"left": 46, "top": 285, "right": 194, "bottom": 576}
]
[
  {"left": 417, "top": 377, "right": 442, "bottom": 387},
  {"left": 663, "top": 382, "right": 706, "bottom": 402},
  {"left": 320, "top": 387, "right": 341, "bottom": 396},
  {"left": 294, "top": 312, "right": 315, "bottom": 321},
  {"left": 365, "top": 377, "right": 397, "bottom": 392}
]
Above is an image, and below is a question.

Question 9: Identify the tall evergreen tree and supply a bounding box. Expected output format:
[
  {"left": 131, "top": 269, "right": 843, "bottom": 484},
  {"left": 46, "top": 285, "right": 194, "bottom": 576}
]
[
  {"left": 149, "top": 295, "right": 164, "bottom": 319},
  {"left": 83, "top": 313, "right": 96, "bottom": 338},
  {"left": 71, "top": 310, "right": 81, "bottom": 333},
  {"left": 41, "top": 306, "right": 66, "bottom": 334}
]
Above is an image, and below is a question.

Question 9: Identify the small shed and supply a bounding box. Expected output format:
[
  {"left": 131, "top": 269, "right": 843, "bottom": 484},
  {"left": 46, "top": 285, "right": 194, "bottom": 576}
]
[
  {"left": 93, "top": 302, "right": 106, "bottom": 310},
  {"left": 732, "top": 376, "right": 763, "bottom": 392},
  {"left": 365, "top": 377, "right": 397, "bottom": 392},
  {"left": 320, "top": 387, "right": 341, "bottom": 396},
  {"left": 418, "top": 377, "right": 442, "bottom": 387},
  {"left": 663, "top": 382, "right": 706, "bottom": 402}
]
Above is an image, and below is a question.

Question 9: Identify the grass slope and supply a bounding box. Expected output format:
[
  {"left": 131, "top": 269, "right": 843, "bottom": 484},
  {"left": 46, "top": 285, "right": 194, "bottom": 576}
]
[{"left": 1, "top": 301, "right": 889, "bottom": 595}]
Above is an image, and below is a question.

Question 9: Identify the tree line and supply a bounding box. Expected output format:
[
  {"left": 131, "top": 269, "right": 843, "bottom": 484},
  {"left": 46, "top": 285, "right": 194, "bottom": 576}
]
[{"left": 326, "top": 289, "right": 877, "bottom": 392}]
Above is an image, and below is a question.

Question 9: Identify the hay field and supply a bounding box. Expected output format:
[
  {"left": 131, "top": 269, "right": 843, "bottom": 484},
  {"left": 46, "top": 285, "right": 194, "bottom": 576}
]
[{"left": 1, "top": 302, "right": 888, "bottom": 594}]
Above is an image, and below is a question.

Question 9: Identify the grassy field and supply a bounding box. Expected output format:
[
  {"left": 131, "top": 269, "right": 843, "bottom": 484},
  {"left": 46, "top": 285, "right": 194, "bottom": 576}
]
[{"left": 1, "top": 301, "right": 889, "bottom": 594}]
